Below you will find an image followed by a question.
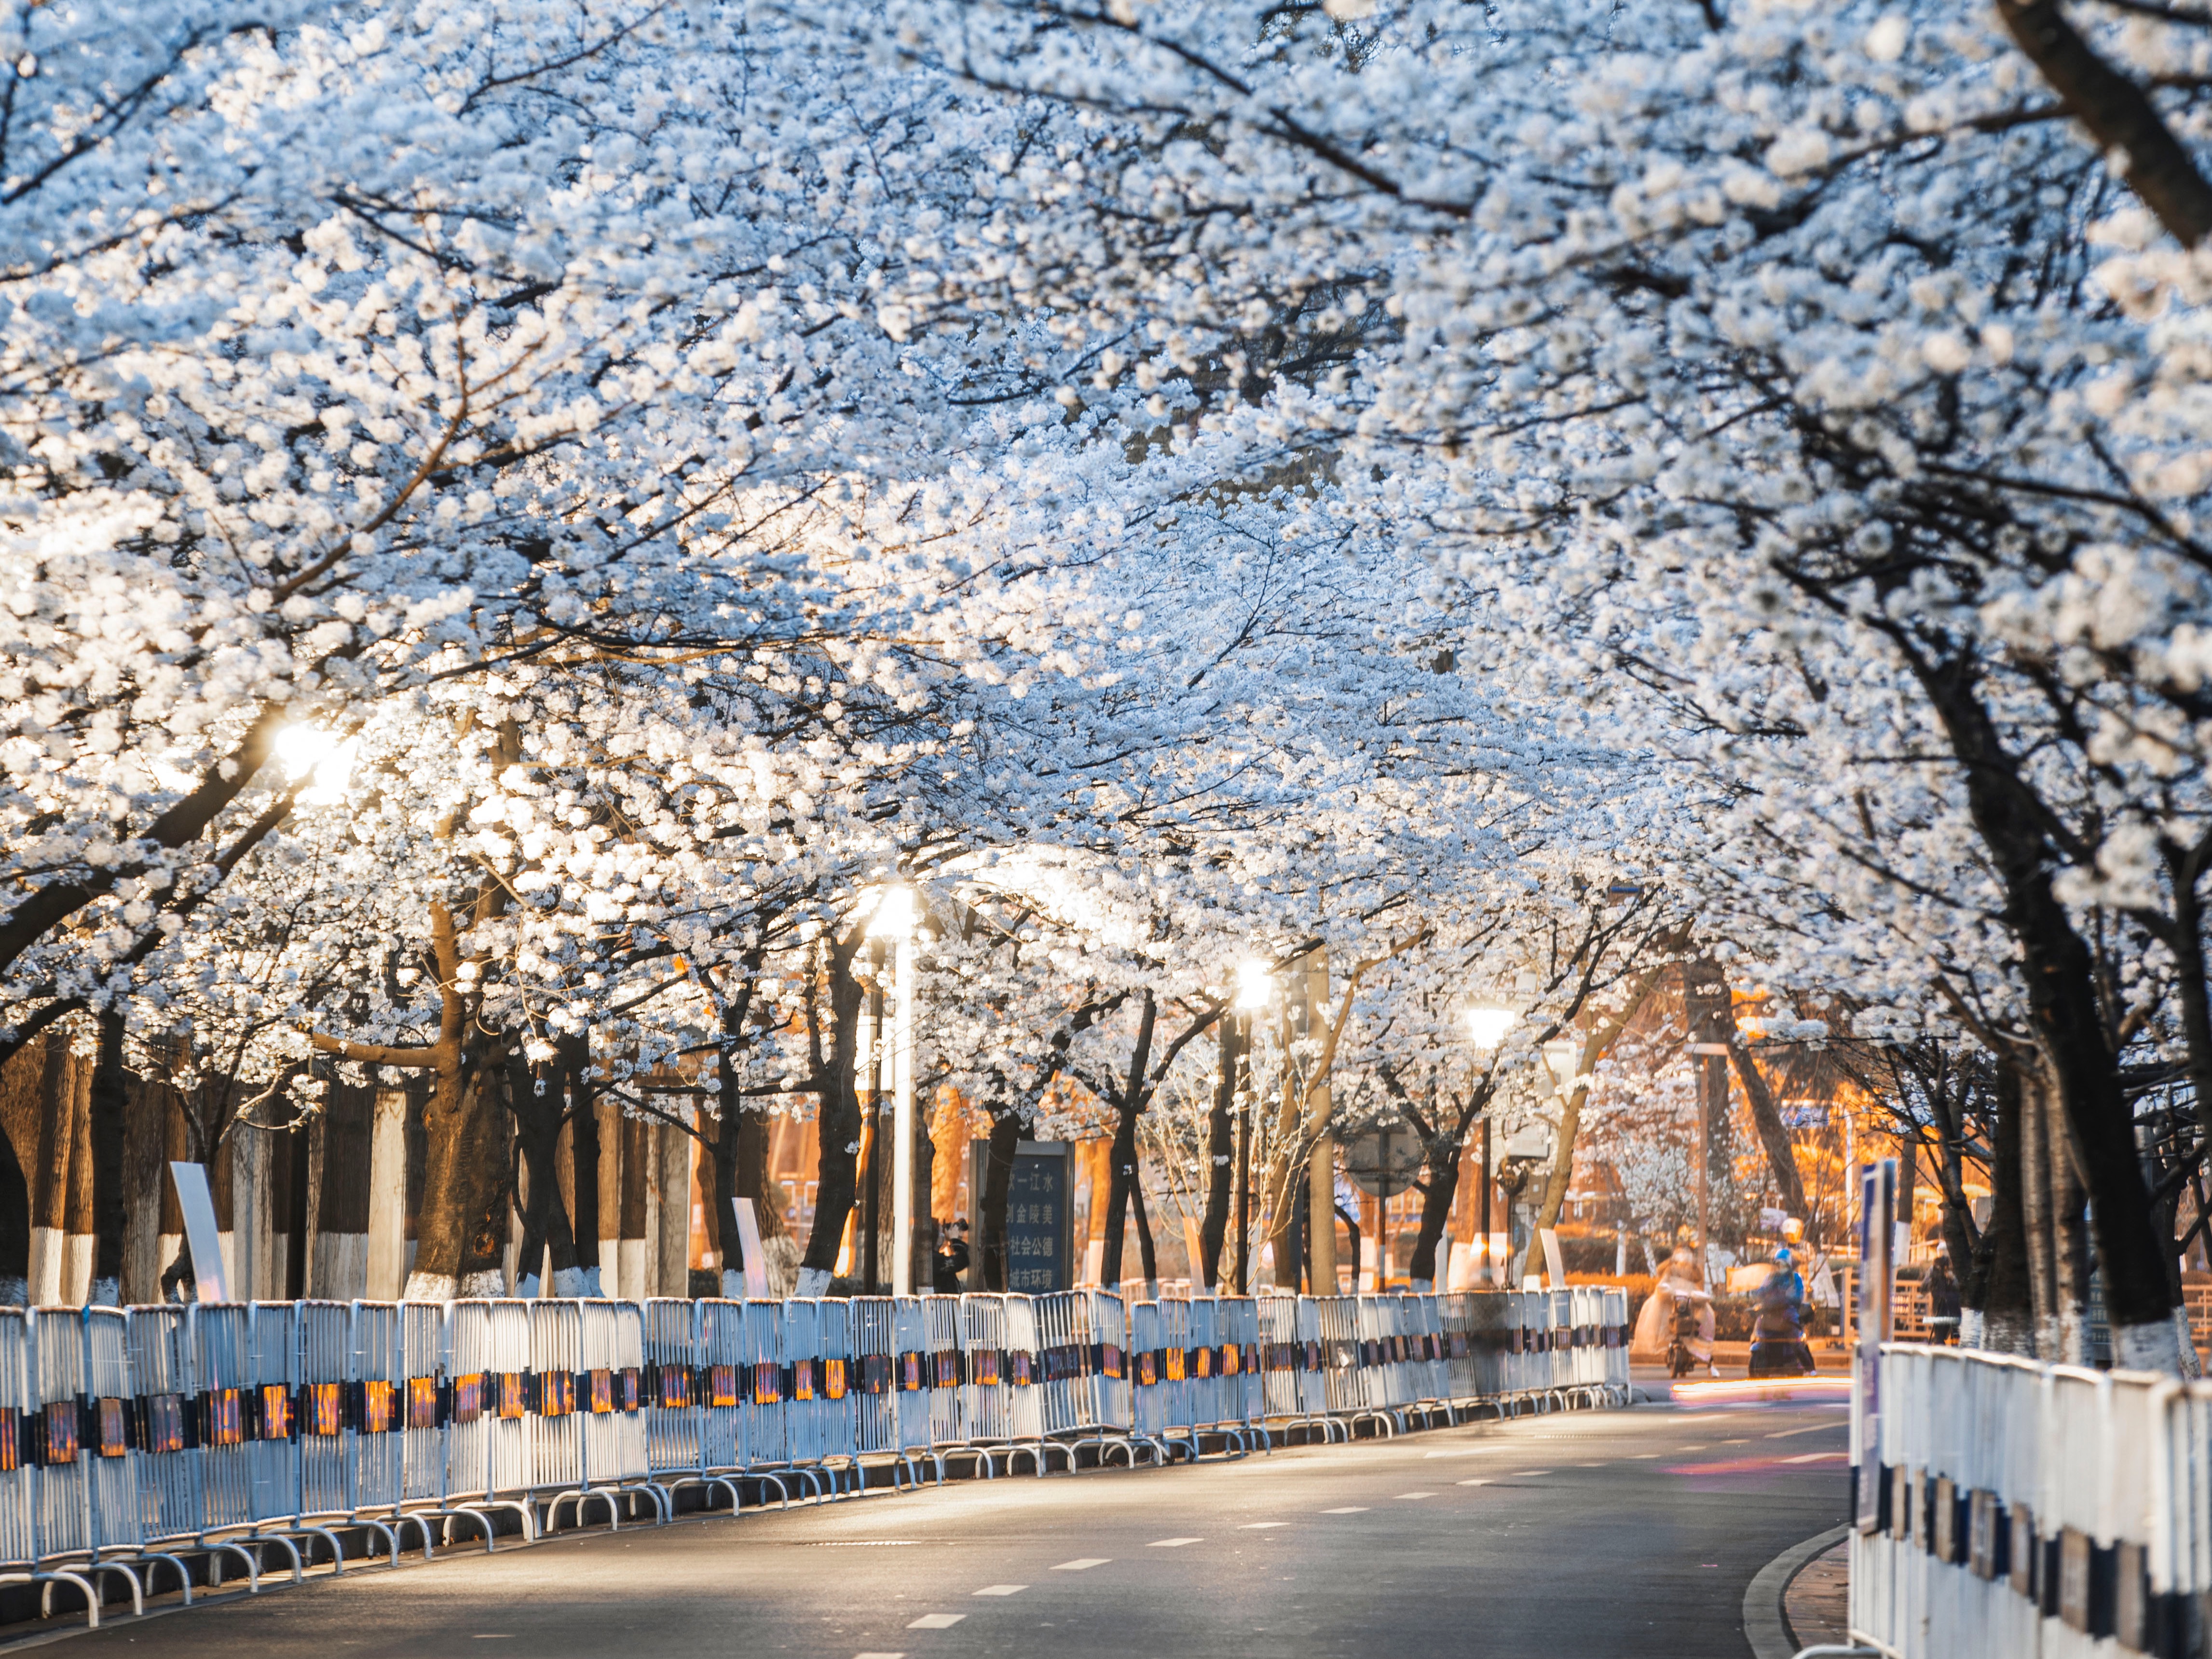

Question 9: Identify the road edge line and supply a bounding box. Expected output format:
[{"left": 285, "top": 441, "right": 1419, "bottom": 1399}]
[{"left": 1741, "top": 1522, "right": 1850, "bottom": 1659}]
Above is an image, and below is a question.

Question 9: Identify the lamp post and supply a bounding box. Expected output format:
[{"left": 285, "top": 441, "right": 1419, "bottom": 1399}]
[
  {"left": 1466, "top": 1004, "right": 1517, "bottom": 1285},
  {"left": 859, "top": 944, "right": 884, "bottom": 1294},
  {"left": 1232, "top": 959, "right": 1273, "bottom": 1293},
  {"left": 866, "top": 886, "right": 918, "bottom": 1294}
]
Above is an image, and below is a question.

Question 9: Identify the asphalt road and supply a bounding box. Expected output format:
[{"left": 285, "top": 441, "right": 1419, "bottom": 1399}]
[{"left": 71, "top": 1393, "right": 1850, "bottom": 1659}]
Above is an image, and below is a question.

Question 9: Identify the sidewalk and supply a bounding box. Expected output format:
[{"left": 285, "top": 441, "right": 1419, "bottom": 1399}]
[{"left": 1784, "top": 1535, "right": 1850, "bottom": 1647}]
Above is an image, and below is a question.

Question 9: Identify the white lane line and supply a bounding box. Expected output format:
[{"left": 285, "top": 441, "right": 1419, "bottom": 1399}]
[
  {"left": 856, "top": 1652, "right": 906, "bottom": 1658},
  {"left": 1677, "top": 1445, "right": 1707, "bottom": 1453},
  {"left": 1395, "top": 1492, "right": 1436, "bottom": 1500},
  {"left": 1631, "top": 1453, "right": 1661, "bottom": 1460},
  {"left": 1240, "top": 1522, "right": 1290, "bottom": 1530},
  {"left": 1721, "top": 1439, "right": 1751, "bottom": 1446},
  {"left": 1321, "top": 1506, "right": 1369, "bottom": 1514},
  {"left": 1783, "top": 1451, "right": 1849, "bottom": 1464},
  {"left": 1422, "top": 1448, "right": 1495, "bottom": 1458},
  {"left": 906, "top": 1615, "right": 966, "bottom": 1630},
  {"left": 1149, "top": 1537, "right": 1202, "bottom": 1548},
  {"left": 1052, "top": 1559, "right": 1111, "bottom": 1571},
  {"left": 1512, "top": 1469, "right": 1552, "bottom": 1478},
  {"left": 972, "top": 1585, "right": 1028, "bottom": 1596},
  {"left": 1577, "top": 1462, "right": 1605, "bottom": 1467},
  {"left": 1767, "top": 1423, "right": 1843, "bottom": 1439},
  {"left": 1456, "top": 1478, "right": 1490, "bottom": 1487}
]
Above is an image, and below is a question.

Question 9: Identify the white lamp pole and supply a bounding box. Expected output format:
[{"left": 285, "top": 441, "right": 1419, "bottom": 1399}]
[{"left": 890, "top": 924, "right": 916, "bottom": 1295}]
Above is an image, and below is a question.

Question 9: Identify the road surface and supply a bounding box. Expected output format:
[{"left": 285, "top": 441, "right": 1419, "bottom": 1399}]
[{"left": 71, "top": 1392, "right": 1849, "bottom": 1659}]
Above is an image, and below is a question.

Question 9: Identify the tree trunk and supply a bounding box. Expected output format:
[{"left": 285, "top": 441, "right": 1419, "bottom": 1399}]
[
  {"left": 2020, "top": 1053, "right": 2060, "bottom": 1357},
  {"left": 796, "top": 932, "right": 865, "bottom": 1294},
  {"left": 1911, "top": 651, "right": 2181, "bottom": 1368},
  {"left": 1406, "top": 1144, "right": 1458, "bottom": 1288},
  {"left": 568, "top": 1044, "right": 601, "bottom": 1294},
  {"left": 0, "top": 1064, "right": 30, "bottom": 1304},
  {"left": 1977, "top": 1057, "right": 2035, "bottom": 1354},
  {"left": 89, "top": 1008, "right": 128, "bottom": 1306},
  {"left": 407, "top": 1036, "right": 509, "bottom": 1299},
  {"left": 1994, "top": 0, "right": 2212, "bottom": 247},
  {"left": 1728, "top": 1040, "right": 1808, "bottom": 1218},
  {"left": 979, "top": 1106, "right": 1021, "bottom": 1291},
  {"left": 1131, "top": 1173, "right": 1158, "bottom": 1286},
  {"left": 507, "top": 1044, "right": 581, "bottom": 1297},
  {"left": 1197, "top": 1014, "right": 1237, "bottom": 1290},
  {"left": 2051, "top": 1102, "right": 2092, "bottom": 1365},
  {"left": 1100, "top": 991, "right": 1157, "bottom": 1287}
]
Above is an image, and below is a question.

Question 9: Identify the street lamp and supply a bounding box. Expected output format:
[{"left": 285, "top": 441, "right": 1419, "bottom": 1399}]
[
  {"left": 1466, "top": 1004, "right": 1518, "bottom": 1050},
  {"left": 1236, "top": 958, "right": 1274, "bottom": 1011},
  {"left": 273, "top": 723, "right": 357, "bottom": 805},
  {"left": 865, "top": 884, "right": 918, "bottom": 1294},
  {"left": 1463, "top": 1003, "right": 1520, "bottom": 1286},
  {"left": 1230, "top": 959, "right": 1273, "bottom": 1292}
]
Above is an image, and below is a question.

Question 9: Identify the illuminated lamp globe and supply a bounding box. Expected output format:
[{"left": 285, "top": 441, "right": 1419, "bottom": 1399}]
[{"left": 1466, "top": 1005, "right": 1517, "bottom": 1051}]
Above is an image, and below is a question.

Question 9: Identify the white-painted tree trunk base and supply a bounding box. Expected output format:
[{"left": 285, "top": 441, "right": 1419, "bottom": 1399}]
[
  {"left": 514, "top": 1273, "right": 540, "bottom": 1299},
  {"left": 1959, "top": 1308, "right": 1984, "bottom": 1348},
  {"left": 552, "top": 1265, "right": 594, "bottom": 1298},
  {"left": 27, "top": 1225, "right": 61, "bottom": 1306},
  {"left": 793, "top": 1266, "right": 832, "bottom": 1297},
  {"left": 721, "top": 1267, "right": 746, "bottom": 1299},
  {"left": 2174, "top": 1307, "right": 2202, "bottom": 1378},
  {"left": 88, "top": 1276, "right": 118, "bottom": 1308},
  {"left": 1409, "top": 1278, "right": 1434, "bottom": 1295},
  {"left": 2059, "top": 1310, "right": 2088, "bottom": 1366},
  {"left": 596, "top": 1239, "right": 619, "bottom": 1298},
  {"left": 401, "top": 1270, "right": 457, "bottom": 1302},
  {"left": 0, "top": 1275, "right": 27, "bottom": 1308},
  {"left": 1981, "top": 1313, "right": 2035, "bottom": 1356},
  {"left": 457, "top": 1269, "right": 505, "bottom": 1298},
  {"left": 2114, "top": 1316, "right": 2184, "bottom": 1375}
]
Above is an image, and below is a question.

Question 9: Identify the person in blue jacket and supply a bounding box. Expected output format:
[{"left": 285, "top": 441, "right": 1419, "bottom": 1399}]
[{"left": 1748, "top": 1246, "right": 1815, "bottom": 1377}]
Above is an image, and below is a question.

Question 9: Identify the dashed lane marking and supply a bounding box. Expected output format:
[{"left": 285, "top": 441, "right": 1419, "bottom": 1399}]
[
  {"left": 1456, "top": 1479, "right": 1490, "bottom": 1487},
  {"left": 1395, "top": 1492, "right": 1436, "bottom": 1500},
  {"left": 1240, "top": 1522, "right": 1290, "bottom": 1529},
  {"left": 907, "top": 1615, "right": 966, "bottom": 1630},
  {"left": 1767, "top": 1423, "right": 1843, "bottom": 1439},
  {"left": 1052, "top": 1559, "right": 1110, "bottom": 1571},
  {"left": 1320, "top": 1507, "right": 1369, "bottom": 1514},
  {"left": 972, "top": 1586, "right": 1027, "bottom": 1596},
  {"left": 1783, "top": 1452, "right": 1850, "bottom": 1463},
  {"left": 1149, "top": 1537, "right": 1202, "bottom": 1548}
]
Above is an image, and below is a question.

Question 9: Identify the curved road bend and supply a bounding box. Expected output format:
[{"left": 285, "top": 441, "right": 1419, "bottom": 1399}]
[{"left": 75, "top": 1396, "right": 1848, "bottom": 1659}]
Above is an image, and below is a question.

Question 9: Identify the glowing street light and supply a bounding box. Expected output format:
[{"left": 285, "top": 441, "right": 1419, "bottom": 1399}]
[
  {"left": 1466, "top": 1004, "right": 1518, "bottom": 1051},
  {"left": 1236, "top": 958, "right": 1274, "bottom": 1010},
  {"left": 273, "top": 723, "right": 357, "bottom": 805}
]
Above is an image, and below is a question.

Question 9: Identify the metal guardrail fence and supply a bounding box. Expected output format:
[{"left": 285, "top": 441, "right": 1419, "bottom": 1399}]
[
  {"left": 0, "top": 1285, "right": 1630, "bottom": 1632},
  {"left": 1847, "top": 1342, "right": 2212, "bottom": 1659}
]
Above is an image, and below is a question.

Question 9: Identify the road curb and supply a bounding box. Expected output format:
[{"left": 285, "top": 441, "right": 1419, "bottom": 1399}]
[{"left": 1742, "top": 1522, "right": 1850, "bottom": 1659}]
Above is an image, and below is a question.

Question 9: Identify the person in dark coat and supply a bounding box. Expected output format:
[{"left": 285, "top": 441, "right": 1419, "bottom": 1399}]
[
  {"left": 1925, "top": 1250, "right": 1962, "bottom": 1344},
  {"left": 934, "top": 1218, "right": 971, "bottom": 1292}
]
